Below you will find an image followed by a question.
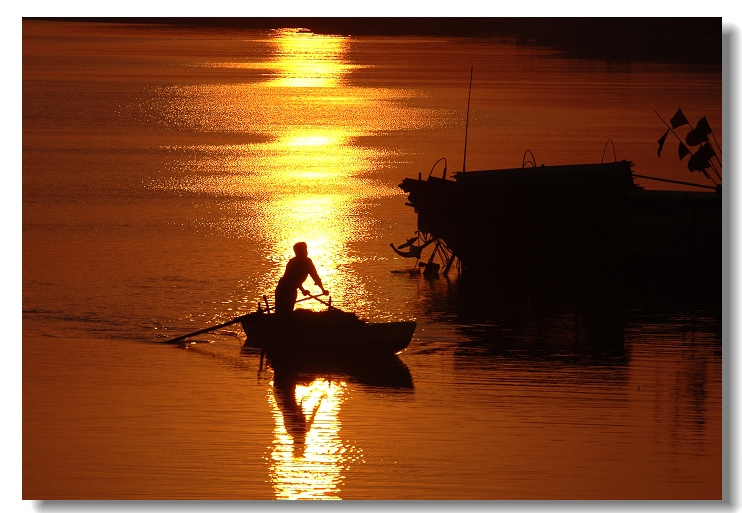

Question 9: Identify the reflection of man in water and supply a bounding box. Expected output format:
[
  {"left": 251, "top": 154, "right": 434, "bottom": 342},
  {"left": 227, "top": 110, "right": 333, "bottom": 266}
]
[
  {"left": 272, "top": 367, "right": 308, "bottom": 454},
  {"left": 275, "top": 242, "right": 328, "bottom": 314}
]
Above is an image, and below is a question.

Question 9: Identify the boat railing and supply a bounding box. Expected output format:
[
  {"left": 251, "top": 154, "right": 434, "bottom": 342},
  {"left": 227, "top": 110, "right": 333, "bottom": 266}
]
[
  {"left": 601, "top": 139, "right": 617, "bottom": 163},
  {"left": 522, "top": 150, "right": 537, "bottom": 168},
  {"left": 426, "top": 157, "right": 448, "bottom": 180}
]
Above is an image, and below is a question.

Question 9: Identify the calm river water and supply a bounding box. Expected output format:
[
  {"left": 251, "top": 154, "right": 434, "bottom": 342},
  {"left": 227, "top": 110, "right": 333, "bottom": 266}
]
[{"left": 22, "top": 20, "right": 723, "bottom": 502}]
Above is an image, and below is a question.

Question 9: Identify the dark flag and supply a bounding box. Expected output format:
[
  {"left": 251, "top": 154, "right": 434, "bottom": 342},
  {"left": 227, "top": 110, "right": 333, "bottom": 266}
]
[
  {"left": 678, "top": 142, "right": 691, "bottom": 161},
  {"left": 685, "top": 116, "right": 713, "bottom": 146},
  {"left": 695, "top": 116, "right": 712, "bottom": 136},
  {"left": 686, "top": 127, "right": 708, "bottom": 146},
  {"left": 688, "top": 142, "right": 716, "bottom": 173},
  {"left": 670, "top": 108, "right": 690, "bottom": 129},
  {"left": 657, "top": 129, "right": 669, "bottom": 157}
]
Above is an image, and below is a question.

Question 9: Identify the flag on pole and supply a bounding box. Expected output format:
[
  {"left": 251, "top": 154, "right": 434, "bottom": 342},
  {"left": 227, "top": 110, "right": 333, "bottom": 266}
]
[
  {"left": 685, "top": 116, "right": 713, "bottom": 146},
  {"left": 657, "top": 129, "right": 669, "bottom": 157},
  {"left": 686, "top": 127, "right": 709, "bottom": 146},
  {"left": 695, "top": 116, "right": 712, "bottom": 136},
  {"left": 688, "top": 142, "right": 715, "bottom": 172},
  {"left": 670, "top": 108, "right": 690, "bottom": 129},
  {"left": 678, "top": 142, "right": 691, "bottom": 161}
]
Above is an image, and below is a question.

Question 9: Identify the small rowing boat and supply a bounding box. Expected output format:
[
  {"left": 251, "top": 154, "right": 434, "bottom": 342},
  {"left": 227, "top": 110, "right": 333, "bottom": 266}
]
[
  {"left": 163, "top": 293, "right": 416, "bottom": 358},
  {"left": 241, "top": 302, "right": 416, "bottom": 358}
]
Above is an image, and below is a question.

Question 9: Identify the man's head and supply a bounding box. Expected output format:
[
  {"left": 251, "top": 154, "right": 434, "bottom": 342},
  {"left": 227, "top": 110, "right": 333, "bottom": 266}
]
[{"left": 293, "top": 242, "right": 308, "bottom": 257}]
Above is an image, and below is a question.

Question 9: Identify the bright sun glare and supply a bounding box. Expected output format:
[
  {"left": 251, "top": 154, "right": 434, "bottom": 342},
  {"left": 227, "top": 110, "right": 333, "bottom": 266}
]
[{"left": 266, "top": 28, "right": 357, "bottom": 88}]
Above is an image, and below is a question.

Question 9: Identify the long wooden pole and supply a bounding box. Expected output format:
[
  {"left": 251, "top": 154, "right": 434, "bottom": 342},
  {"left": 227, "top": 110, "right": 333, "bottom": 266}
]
[
  {"left": 632, "top": 173, "right": 718, "bottom": 191},
  {"left": 163, "top": 317, "right": 244, "bottom": 345},
  {"left": 309, "top": 294, "right": 333, "bottom": 309},
  {"left": 163, "top": 293, "right": 331, "bottom": 344}
]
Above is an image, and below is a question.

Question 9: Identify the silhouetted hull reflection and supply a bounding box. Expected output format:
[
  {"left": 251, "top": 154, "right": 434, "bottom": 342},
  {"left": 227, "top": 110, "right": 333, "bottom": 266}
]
[
  {"left": 418, "top": 266, "right": 721, "bottom": 370},
  {"left": 246, "top": 347, "right": 414, "bottom": 391},
  {"left": 448, "top": 275, "right": 629, "bottom": 366},
  {"left": 241, "top": 309, "right": 416, "bottom": 358}
]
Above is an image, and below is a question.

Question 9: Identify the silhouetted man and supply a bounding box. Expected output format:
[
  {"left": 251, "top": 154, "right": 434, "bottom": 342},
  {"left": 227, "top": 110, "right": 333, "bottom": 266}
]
[{"left": 274, "top": 242, "right": 328, "bottom": 314}]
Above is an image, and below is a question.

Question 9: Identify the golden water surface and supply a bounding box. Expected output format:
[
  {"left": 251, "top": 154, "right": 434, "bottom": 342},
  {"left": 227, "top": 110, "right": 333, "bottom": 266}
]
[{"left": 22, "top": 20, "right": 723, "bottom": 501}]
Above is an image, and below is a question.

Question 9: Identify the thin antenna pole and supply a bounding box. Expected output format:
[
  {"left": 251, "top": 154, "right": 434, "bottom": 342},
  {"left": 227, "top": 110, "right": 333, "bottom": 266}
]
[{"left": 462, "top": 66, "right": 473, "bottom": 173}]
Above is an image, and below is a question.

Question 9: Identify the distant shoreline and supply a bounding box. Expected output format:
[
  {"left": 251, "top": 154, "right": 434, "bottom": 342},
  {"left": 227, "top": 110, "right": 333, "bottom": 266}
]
[{"left": 24, "top": 17, "right": 721, "bottom": 67}]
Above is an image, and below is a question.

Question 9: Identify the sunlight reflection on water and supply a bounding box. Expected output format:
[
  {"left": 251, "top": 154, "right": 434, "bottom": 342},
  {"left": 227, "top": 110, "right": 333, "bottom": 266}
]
[
  {"left": 148, "top": 28, "right": 429, "bottom": 312},
  {"left": 22, "top": 20, "right": 722, "bottom": 500},
  {"left": 268, "top": 377, "right": 360, "bottom": 499}
]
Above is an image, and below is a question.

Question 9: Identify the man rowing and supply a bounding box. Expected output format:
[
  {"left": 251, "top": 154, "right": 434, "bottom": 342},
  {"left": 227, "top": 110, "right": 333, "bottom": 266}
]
[{"left": 274, "top": 242, "right": 329, "bottom": 314}]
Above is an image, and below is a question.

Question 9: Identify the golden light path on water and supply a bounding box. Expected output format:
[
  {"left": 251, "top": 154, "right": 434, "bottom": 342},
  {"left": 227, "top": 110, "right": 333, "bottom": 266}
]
[
  {"left": 151, "top": 28, "right": 430, "bottom": 312},
  {"left": 259, "top": 35, "right": 368, "bottom": 496},
  {"left": 267, "top": 378, "right": 359, "bottom": 499},
  {"left": 150, "top": 29, "right": 413, "bottom": 498}
]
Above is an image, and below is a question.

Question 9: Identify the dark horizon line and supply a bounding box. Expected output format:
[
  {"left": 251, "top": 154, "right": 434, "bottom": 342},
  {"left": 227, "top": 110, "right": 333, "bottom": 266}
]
[{"left": 25, "top": 17, "right": 721, "bottom": 66}]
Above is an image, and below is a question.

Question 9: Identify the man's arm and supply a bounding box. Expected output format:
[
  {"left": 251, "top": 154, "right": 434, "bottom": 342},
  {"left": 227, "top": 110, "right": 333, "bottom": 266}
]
[{"left": 308, "top": 260, "right": 328, "bottom": 295}]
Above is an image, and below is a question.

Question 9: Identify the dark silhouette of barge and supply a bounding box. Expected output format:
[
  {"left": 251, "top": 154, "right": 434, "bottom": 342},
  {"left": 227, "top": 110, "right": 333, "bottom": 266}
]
[{"left": 396, "top": 160, "right": 721, "bottom": 284}]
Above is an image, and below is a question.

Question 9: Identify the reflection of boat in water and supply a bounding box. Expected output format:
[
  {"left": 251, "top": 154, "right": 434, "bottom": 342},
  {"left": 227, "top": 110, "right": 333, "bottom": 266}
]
[
  {"left": 241, "top": 305, "right": 416, "bottom": 359},
  {"left": 243, "top": 345, "right": 414, "bottom": 391},
  {"left": 256, "top": 348, "right": 413, "bottom": 499},
  {"left": 448, "top": 275, "right": 628, "bottom": 365},
  {"left": 416, "top": 265, "right": 720, "bottom": 369},
  {"left": 454, "top": 302, "right": 628, "bottom": 365},
  {"left": 271, "top": 351, "right": 414, "bottom": 390}
]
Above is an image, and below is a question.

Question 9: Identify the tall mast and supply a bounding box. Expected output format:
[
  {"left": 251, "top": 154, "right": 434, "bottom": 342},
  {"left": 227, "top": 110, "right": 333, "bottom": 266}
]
[{"left": 462, "top": 66, "right": 473, "bottom": 173}]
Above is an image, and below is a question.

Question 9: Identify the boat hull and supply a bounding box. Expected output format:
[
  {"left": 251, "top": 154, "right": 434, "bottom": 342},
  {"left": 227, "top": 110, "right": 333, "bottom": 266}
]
[{"left": 240, "top": 310, "right": 416, "bottom": 358}]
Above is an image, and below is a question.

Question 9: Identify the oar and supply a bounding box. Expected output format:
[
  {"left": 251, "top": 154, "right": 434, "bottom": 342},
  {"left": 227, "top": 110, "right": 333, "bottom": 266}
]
[
  {"left": 163, "top": 316, "right": 245, "bottom": 345},
  {"left": 163, "top": 293, "right": 328, "bottom": 344},
  {"left": 309, "top": 293, "right": 334, "bottom": 309},
  {"left": 298, "top": 292, "right": 329, "bottom": 305},
  {"left": 260, "top": 292, "right": 327, "bottom": 313}
]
